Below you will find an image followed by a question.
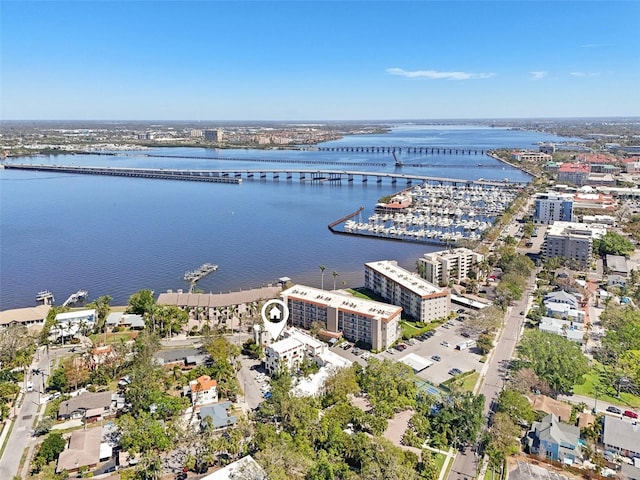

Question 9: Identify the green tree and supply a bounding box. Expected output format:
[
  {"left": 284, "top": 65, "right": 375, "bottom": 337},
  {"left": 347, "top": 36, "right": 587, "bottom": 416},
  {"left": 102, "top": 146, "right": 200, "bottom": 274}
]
[
  {"left": 117, "top": 412, "right": 171, "bottom": 454},
  {"left": 319, "top": 265, "right": 326, "bottom": 290},
  {"left": 593, "top": 231, "right": 634, "bottom": 257},
  {"left": 322, "top": 365, "right": 360, "bottom": 407},
  {"left": 486, "top": 412, "right": 521, "bottom": 468},
  {"left": 33, "top": 432, "right": 66, "bottom": 472},
  {"left": 516, "top": 330, "right": 589, "bottom": 394},
  {"left": 495, "top": 389, "right": 535, "bottom": 426},
  {"left": 87, "top": 295, "right": 112, "bottom": 333},
  {"left": 127, "top": 289, "right": 156, "bottom": 316}
]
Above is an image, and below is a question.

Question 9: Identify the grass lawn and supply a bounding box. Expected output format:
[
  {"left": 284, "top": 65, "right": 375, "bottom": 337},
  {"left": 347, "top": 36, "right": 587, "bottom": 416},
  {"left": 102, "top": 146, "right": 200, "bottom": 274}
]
[
  {"left": 89, "top": 330, "right": 138, "bottom": 345},
  {"left": 433, "top": 453, "right": 446, "bottom": 473},
  {"left": 573, "top": 362, "right": 640, "bottom": 409},
  {"left": 441, "top": 371, "right": 480, "bottom": 393}
]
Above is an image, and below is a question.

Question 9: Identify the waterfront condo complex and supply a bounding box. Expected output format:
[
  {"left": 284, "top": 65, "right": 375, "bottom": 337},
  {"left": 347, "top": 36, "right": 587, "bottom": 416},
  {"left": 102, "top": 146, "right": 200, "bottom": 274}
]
[
  {"left": 279, "top": 284, "right": 402, "bottom": 351},
  {"left": 364, "top": 260, "right": 450, "bottom": 323},
  {"left": 417, "top": 247, "right": 485, "bottom": 287}
]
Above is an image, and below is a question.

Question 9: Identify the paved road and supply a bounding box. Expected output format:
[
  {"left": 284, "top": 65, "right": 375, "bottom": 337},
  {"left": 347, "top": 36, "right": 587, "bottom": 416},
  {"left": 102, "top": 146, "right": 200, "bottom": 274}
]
[
  {"left": 0, "top": 348, "right": 50, "bottom": 480},
  {"left": 447, "top": 274, "right": 535, "bottom": 480}
]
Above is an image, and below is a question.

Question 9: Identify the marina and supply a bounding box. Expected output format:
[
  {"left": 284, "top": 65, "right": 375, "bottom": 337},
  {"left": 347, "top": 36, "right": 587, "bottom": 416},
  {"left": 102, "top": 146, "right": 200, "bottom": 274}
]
[{"left": 330, "top": 182, "right": 521, "bottom": 246}]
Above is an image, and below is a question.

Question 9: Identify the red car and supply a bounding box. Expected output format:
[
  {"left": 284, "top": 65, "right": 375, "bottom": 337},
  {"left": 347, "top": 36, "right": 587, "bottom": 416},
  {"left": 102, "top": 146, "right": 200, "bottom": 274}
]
[{"left": 623, "top": 410, "right": 639, "bottom": 419}]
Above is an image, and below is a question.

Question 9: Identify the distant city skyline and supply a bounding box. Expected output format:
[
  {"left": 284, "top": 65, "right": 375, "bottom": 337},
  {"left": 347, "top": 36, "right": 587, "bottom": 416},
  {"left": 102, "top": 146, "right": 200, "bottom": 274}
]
[{"left": 1, "top": 1, "right": 639, "bottom": 121}]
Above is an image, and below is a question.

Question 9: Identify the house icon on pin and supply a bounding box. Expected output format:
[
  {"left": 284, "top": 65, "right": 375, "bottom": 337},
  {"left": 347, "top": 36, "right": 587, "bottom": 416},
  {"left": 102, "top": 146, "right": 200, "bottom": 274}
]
[{"left": 269, "top": 306, "right": 281, "bottom": 321}]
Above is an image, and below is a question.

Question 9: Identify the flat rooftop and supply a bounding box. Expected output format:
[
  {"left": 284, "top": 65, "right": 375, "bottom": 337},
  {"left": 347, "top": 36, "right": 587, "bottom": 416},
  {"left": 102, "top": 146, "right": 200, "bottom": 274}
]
[
  {"left": 365, "top": 260, "right": 444, "bottom": 297},
  {"left": 281, "top": 284, "right": 402, "bottom": 320}
]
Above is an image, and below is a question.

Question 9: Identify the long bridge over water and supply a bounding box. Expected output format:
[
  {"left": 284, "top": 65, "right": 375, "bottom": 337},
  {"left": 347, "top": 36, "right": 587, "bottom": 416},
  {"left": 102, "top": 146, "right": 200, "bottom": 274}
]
[
  {"left": 3, "top": 163, "right": 521, "bottom": 188},
  {"left": 317, "top": 146, "right": 486, "bottom": 155}
]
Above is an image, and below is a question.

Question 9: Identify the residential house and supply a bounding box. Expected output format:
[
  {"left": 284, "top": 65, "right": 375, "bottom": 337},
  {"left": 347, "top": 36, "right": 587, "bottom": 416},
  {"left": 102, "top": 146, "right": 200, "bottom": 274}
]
[
  {"left": 199, "top": 455, "right": 266, "bottom": 480},
  {"left": 526, "top": 413, "right": 581, "bottom": 464},
  {"left": 544, "top": 302, "right": 586, "bottom": 323},
  {"left": 606, "top": 254, "right": 634, "bottom": 278},
  {"left": 528, "top": 395, "right": 573, "bottom": 423},
  {"left": 105, "top": 312, "right": 145, "bottom": 330},
  {"left": 601, "top": 416, "right": 640, "bottom": 459},
  {"left": 189, "top": 375, "right": 218, "bottom": 406},
  {"left": 56, "top": 427, "right": 108, "bottom": 474},
  {"left": 58, "top": 391, "right": 114, "bottom": 422},
  {"left": 543, "top": 291, "right": 580, "bottom": 310},
  {"left": 199, "top": 401, "right": 237, "bottom": 430},
  {"left": 538, "top": 317, "right": 585, "bottom": 344}
]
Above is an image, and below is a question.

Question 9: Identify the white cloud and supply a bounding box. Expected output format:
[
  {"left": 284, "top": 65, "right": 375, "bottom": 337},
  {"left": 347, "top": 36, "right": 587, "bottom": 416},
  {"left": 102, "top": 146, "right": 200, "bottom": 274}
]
[
  {"left": 570, "top": 71, "right": 601, "bottom": 77},
  {"left": 530, "top": 71, "right": 548, "bottom": 80},
  {"left": 385, "top": 67, "right": 495, "bottom": 80}
]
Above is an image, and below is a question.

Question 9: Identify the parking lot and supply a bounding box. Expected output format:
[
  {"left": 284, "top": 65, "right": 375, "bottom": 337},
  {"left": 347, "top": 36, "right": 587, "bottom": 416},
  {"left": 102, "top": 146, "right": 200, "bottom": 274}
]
[{"left": 379, "top": 314, "right": 485, "bottom": 386}]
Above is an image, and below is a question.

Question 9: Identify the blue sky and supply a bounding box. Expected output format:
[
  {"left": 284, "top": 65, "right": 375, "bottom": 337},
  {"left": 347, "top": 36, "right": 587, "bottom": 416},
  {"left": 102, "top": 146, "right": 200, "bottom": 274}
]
[{"left": 1, "top": 1, "right": 639, "bottom": 120}]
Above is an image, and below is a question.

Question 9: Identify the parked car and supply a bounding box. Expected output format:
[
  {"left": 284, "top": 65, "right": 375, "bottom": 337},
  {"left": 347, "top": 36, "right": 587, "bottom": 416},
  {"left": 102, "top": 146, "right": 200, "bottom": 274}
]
[
  {"left": 431, "top": 355, "right": 441, "bottom": 362},
  {"left": 623, "top": 410, "right": 639, "bottom": 419},
  {"left": 448, "top": 368, "right": 462, "bottom": 376},
  {"left": 344, "top": 344, "right": 352, "bottom": 350},
  {"left": 441, "top": 341, "right": 451, "bottom": 347},
  {"left": 606, "top": 406, "right": 622, "bottom": 415}
]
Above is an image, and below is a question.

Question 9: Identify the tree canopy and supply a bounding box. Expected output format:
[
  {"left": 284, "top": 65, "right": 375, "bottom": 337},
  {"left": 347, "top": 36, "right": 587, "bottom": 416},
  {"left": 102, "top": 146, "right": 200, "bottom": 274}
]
[
  {"left": 516, "top": 330, "right": 589, "bottom": 394},
  {"left": 594, "top": 231, "right": 635, "bottom": 257}
]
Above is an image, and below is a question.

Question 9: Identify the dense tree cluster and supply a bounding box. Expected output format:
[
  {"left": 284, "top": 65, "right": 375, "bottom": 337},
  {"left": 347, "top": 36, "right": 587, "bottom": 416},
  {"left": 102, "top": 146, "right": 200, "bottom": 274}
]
[
  {"left": 594, "top": 304, "right": 640, "bottom": 396},
  {"left": 516, "top": 330, "right": 589, "bottom": 394}
]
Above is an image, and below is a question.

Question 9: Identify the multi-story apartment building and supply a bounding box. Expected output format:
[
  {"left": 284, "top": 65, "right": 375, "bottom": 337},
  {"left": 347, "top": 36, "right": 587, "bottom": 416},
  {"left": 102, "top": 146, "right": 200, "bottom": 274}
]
[
  {"left": 543, "top": 222, "right": 607, "bottom": 266},
  {"left": 279, "top": 284, "right": 402, "bottom": 351},
  {"left": 513, "top": 150, "right": 553, "bottom": 162},
  {"left": 533, "top": 192, "right": 574, "bottom": 224},
  {"left": 264, "top": 336, "right": 305, "bottom": 375},
  {"left": 364, "top": 260, "right": 450, "bottom": 323},
  {"left": 557, "top": 163, "right": 590, "bottom": 186},
  {"left": 204, "top": 129, "right": 223, "bottom": 143},
  {"left": 418, "top": 248, "right": 484, "bottom": 286}
]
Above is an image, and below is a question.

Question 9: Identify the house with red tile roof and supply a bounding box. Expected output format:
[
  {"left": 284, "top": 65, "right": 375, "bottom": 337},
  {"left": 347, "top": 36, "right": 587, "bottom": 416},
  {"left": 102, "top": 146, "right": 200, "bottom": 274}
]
[{"left": 189, "top": 375, "right": 218, "bottom": 406}]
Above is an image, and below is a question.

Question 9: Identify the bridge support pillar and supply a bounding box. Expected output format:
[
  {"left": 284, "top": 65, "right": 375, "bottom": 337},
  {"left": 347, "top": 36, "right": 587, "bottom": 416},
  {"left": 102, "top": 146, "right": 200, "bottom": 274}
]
[
  {"left": 377, "top": 176, "right": 382, "bottom": 184},
  {"left": 362, "top": 175, "right": 368, "bottom": 183},
  {"left": 348, "top": 174, "right": 354, "bottom": 183}
]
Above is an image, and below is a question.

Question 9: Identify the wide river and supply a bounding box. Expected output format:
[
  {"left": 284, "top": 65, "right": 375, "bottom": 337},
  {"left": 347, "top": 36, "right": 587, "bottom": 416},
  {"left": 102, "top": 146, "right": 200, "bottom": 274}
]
[{"left": 0, "top": 124, "right": 581, "bottom": 310}]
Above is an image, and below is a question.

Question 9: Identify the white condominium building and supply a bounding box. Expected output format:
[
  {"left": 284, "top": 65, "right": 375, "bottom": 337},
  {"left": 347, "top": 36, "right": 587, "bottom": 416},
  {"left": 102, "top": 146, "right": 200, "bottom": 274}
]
[
  {"left": 543, "top": 222, "right": 607, "bottom": 266},
  {"left": 280, "top": 284, "right": 402, "bottom": 351},
  {"left": 533, "top": 192, "right": 574, "bottom": 224},
  {"left": 418, "top": 248, "right": 484, "bottom": 286},
  {"left": 364, "top": 260, "right": 450, "bottom": 323},
  {"left": 264, "top": 336, "right": 305, "bottom": 375}
]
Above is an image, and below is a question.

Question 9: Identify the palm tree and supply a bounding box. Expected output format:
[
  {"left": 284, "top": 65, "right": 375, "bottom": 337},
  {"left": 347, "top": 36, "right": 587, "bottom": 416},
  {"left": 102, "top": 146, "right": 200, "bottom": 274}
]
[
  {"left": 319, "top": 265, "right": 326, "bottom": 290},
  {"left": 332, "top": 271, "right": 339, "bottom": 290}
]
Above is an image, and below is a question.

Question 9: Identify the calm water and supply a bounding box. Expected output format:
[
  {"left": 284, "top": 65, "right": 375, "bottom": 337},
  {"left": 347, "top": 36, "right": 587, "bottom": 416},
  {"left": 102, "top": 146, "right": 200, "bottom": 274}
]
[{"left": 0, "top": 125, "right": 578, "bottom": 310}]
